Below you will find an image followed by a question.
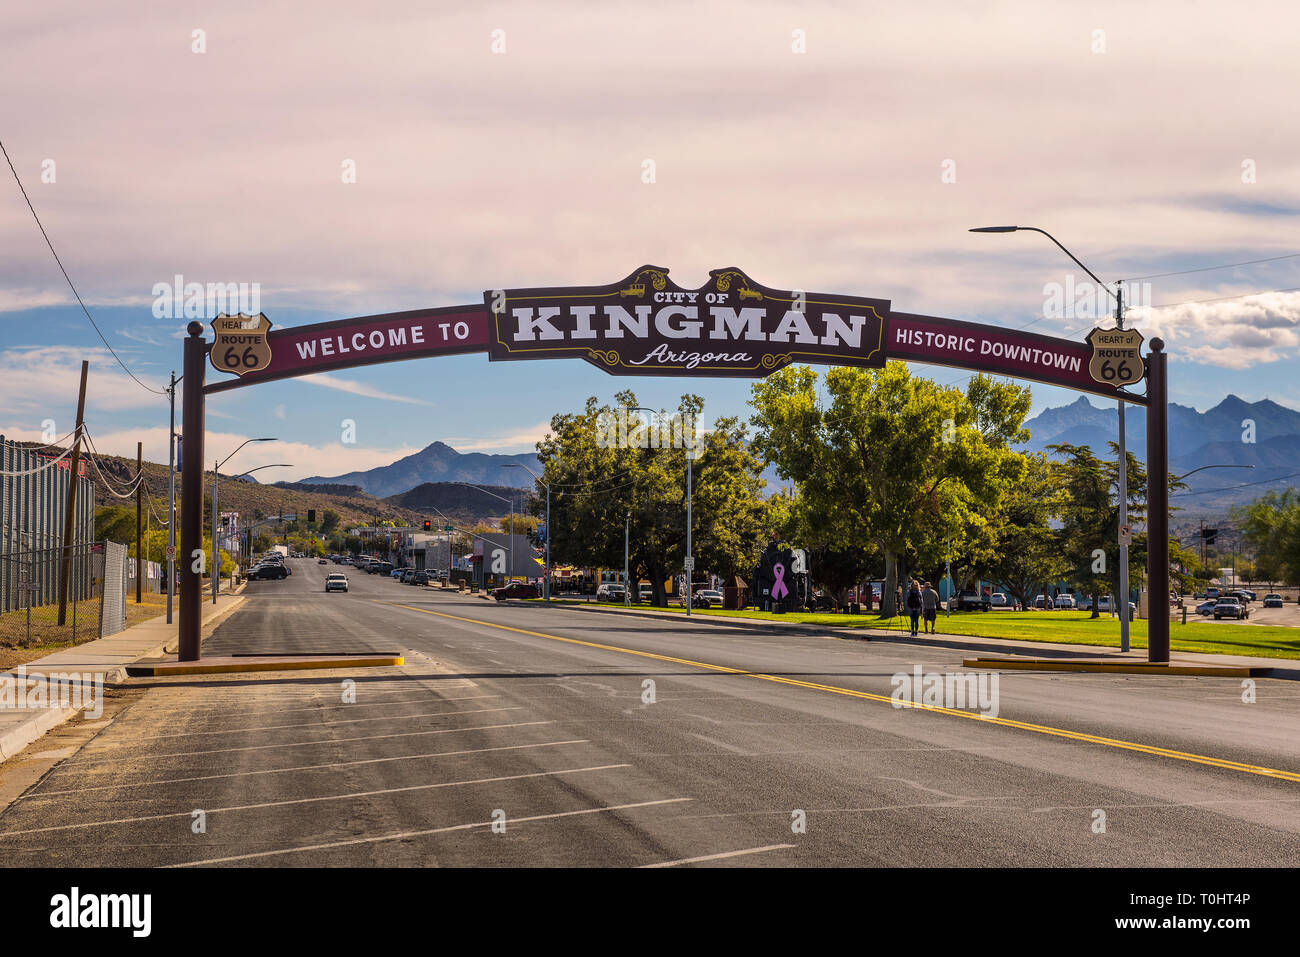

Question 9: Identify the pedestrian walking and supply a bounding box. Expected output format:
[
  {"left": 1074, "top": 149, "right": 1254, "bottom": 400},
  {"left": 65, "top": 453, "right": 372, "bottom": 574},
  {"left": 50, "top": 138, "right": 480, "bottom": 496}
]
[
  {"left": 922, "top": 580, "right": 940, "bottom": 633},
  {"left": 906, "top": 580, "right": 924, "bottom": 636}
]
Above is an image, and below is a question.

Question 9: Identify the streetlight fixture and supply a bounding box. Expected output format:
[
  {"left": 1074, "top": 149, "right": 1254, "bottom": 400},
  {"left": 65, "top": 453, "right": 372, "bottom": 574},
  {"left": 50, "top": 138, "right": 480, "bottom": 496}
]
[
  {"left": 505, "top": 463, "right": 550, "bottom": 603},
  {"left": 971, "top": 225, "right": 1135, "bottom": 649},
  {"left": 457, "top": 483, "right": 515, "bottom": 585},
  {"left": 211, "top": 438, "right": 277, "bottom": 603},
  {"left": 1173, "top": 464, "right": 1254, "bottom": 482},
  {"left": 226, "top": 464, "right": 291, "bottom": 569}
]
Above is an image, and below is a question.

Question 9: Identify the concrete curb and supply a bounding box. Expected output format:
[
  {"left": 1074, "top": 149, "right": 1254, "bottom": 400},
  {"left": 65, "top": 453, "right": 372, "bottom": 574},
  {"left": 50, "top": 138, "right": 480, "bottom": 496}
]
[
  {"left": 520, "top": 599, "right": 1299, "bottom": 675},
  {"left": 962, "top": 655, "right": 1273, "bottom": 677},
  {"left": 0, "top": 703, "right": 77, "bottom": 762}
]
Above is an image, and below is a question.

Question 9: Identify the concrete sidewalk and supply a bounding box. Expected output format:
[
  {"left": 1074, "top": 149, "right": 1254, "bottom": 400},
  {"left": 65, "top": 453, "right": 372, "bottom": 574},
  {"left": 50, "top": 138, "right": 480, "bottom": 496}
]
[
  {"left": 0, "top": 592, "right": 245, "bottom": 763},
  {"left": 515, "top": 599, "right": 1300, "bottom": 679}
]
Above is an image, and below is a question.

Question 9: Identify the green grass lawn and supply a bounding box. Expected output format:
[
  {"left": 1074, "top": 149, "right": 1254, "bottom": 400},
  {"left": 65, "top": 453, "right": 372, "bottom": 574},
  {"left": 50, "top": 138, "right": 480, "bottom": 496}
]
[{"left": 542, "top": 599, "right": 1300, "bottom": 660}]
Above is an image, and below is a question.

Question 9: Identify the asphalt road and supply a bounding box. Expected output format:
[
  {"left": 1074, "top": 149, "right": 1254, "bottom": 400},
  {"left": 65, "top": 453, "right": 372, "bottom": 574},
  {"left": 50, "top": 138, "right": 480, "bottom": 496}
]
[{"left": 2, "top": 558, "right": 1298, "bottom": 866}]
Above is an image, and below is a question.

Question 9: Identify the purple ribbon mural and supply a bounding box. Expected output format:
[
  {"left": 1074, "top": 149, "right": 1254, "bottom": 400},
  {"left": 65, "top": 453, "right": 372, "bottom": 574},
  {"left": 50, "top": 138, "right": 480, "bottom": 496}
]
[{"left": 770, "top": 563, "right": 789, "bottom": 600}]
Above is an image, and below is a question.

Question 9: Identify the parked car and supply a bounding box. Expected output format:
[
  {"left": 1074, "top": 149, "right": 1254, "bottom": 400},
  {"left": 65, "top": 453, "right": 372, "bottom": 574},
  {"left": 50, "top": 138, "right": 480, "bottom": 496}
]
[
  {"left": 1204, "top": 587, "right": 1221, "bottom": 600},
  {"left": 318, "top": 558, "right": 329, "bottom": 565},
  {"left": 493, "top": 582, "right": 540, "bottom": 601},
  {"left": 694, "top": 589, "right": 724, "bottom": 608},
  {"left": 412, "top": 572, "right": 430, "bottom": 586},
  {"left": 954, "top": 590, "right": 992, "bottom": 612},
  {"left": 325, "top": 573, "right": 348, "bottom": 593},
  {"left": 390, "top": 568, "right": 404, "bottom": 579},
  {"left": 1053, "top": 594, "right": 1077, "bottom": 609},
  {"left": 1033, "top": 594, "right": 1047, "bottom": 609},
  {"left": 990, "top": 592, "right": 1008, "bottom": 607},
  {"left": 400, "top": 568, "right": 416, "bottom": 584},
  {"left": 1213, "top": 598, "right": 1248, "bottom": 619},
  {"left": 1229, "top": 589, "right": 1254, "bottom": 604},
  {"left": 1076, "top": 595, "right": 1094, "bottom": 611},
  {"left": 1263, "top": 594, "right": 1284, "bottom": 608},
  {"left": 596, "top": 583, "right": 627, "bottom": 602},
  {"left": 1237, "top": 589, "right": 1257, "bottom": 601},
  {"left": 639, "top": 584, "right": 654, "bottom": 602},
  {"left": 1195, "top": 599, "right": 1218, "bottom": 616},
  {"left": 248, "top": 564, "right": 287, "bottom": 580}
]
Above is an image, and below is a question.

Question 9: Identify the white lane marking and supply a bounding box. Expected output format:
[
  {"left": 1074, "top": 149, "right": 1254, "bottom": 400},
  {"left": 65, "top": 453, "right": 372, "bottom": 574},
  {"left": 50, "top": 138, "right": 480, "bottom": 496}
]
[
  {"left": 639, "top": 844, "right": 796, "bottom": 868},
  {"left": 56, "top": 718, "right": 547, "bottom": 767},
  {"left": 125, "top": 706, "right": 522, "bottom": 740},
  {"left": 167, "top": 798, "right": 694, "bottom": 867},
  {"left": 0, "top": 765, "right": 633, "bottom": 837},
  {"left": 20, "top": 735, "right": 583, "bottom": 799}
]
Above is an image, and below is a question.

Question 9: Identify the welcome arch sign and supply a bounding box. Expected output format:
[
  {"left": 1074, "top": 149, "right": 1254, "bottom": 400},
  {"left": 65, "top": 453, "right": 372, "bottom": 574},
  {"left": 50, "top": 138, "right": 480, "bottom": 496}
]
[{"left": 180, "top": 265, "right": 1168, "bottom": 660}]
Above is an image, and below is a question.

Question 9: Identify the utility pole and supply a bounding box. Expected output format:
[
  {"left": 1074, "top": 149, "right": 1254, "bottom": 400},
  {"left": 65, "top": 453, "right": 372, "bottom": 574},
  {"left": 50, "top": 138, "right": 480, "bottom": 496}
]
[
  {"left": 135, "top": 441, "right": 143, "bottom": 603},
  {"left": 624, "top": 511, "right": 631, "bottom": 608},
  {"left": 167, "top": 371, "right": 177, "bottom": 624},
  {"left": 1115, "top": 282, "right": 1131, "bottom": 652},
  {"left": 56, "top": 360, "right": 89, "bottom": 626},
  {"left": 212, "top": 458, "right": 220, "bottom": 603}
]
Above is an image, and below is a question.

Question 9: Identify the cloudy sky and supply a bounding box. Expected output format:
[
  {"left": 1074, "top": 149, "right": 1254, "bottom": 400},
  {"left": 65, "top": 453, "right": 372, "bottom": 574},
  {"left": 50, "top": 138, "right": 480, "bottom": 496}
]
[{"left": 2, "top": 0, "right": 1299, "bottom": 480}]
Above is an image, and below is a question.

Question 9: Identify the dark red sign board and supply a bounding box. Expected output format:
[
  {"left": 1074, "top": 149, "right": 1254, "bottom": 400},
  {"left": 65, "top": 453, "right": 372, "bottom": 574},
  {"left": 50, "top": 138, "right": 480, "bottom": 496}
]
[
  {"left": 484, "top": 266, "right": 888, "bottom": 378},
  {"left": 202, "top": 268, "right": 1141, "bottom": 404},
  {"left": 888, "top": 312, "right": 1145, "bottom": 404},
  {"left": 204, "top": 304, "right": 488, "bottom": 394}
]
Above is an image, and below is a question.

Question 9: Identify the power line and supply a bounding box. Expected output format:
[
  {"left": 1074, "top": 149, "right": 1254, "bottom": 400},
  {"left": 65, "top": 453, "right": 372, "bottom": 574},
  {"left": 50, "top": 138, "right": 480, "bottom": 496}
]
[
  {"left": 0, "top": 442, "right": 76, "bottom": 477},
  {"left": 1129, "top": 252, "right": 1300, "bottom": 282},
  {"left": 80, "top": 429, "right": 146, "bottom": 497},
  {"left": 1170, "top": 469, "right": 1300, "bottom": 498},
  {"left": 0, "top": 138, "right": 165, "bottom": 396},
  {"left": 1146, "top": 286, "right": 1300, "bottom": 310}
]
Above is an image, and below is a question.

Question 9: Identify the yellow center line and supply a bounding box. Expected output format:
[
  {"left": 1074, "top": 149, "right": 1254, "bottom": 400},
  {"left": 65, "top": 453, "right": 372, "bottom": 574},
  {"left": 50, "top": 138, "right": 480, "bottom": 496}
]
[{"left": 382, "top": 601, "right": 1300, "bottom": 784}]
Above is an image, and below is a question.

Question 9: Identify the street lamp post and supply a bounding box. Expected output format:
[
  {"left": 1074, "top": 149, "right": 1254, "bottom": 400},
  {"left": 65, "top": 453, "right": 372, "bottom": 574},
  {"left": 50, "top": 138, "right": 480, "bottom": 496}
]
[
  {"left": 624, "top": 510, "right": 631, "bottom": 608},
  {"left": 971, "top": 226, "right": 1134, "bottom": 649},
  {"left": 211, "top": 438, "right": 276, "bottom": 603},
  {"left": 457, "top": 483, "right": 515, "bottom": 584},
  {"left": 505, "top": 463, "right": 550, "bottom": 603}
]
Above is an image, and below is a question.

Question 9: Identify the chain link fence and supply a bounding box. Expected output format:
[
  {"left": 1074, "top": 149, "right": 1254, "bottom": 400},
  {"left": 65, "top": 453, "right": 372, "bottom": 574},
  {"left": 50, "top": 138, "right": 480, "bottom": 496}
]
[{"left": 0, "top": 541, "right": 126, "bottom": 648}]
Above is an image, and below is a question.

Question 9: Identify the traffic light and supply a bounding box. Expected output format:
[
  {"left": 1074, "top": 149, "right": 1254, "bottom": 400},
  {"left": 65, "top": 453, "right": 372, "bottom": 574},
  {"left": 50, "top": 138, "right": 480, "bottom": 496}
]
[{"left": 423, "top": 520, "right": 432, "bottom": 531}]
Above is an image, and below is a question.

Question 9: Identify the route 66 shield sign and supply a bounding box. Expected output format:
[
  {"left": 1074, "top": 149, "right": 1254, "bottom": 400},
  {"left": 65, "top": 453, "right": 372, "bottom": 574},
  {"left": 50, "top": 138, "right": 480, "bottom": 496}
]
[
  {"left": 211, "top": 313, "right": 273, "bottom": 376},
  {"left": 1086, "top": 326, "right": 1145, "bottom": 387}
]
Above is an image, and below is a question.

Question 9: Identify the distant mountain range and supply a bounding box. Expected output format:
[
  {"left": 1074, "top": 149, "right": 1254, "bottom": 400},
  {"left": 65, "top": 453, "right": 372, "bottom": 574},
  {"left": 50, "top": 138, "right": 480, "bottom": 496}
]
[
  {"left": 298, "top": 441, "right": 541, "bottom": 497},
  {"left": 382, "top": 482, "right": 531, "bottom": 523},
  {"left": 1021, "top": 394, "right": 1300, "bottom": 511},
  {"left": 294, "top": 395, "right": 1300, "bottom": 517}
]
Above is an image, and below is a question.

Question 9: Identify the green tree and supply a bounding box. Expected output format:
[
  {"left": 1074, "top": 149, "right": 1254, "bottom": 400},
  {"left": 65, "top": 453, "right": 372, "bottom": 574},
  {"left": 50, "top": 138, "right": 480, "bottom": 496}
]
[
  {"left": 94, "top": 505, "right": 136, "bottom": 543},
  {"left": 749, "top": 365, "right": 1030, "bottom": 617},
  {"left": 1235, "top": 488, "right": 1300, "bottom": 585},
  {"left": 985, "top": 453, "right": 1064, "bottom": 610},
  {"left": 533, "top": 391, "right": 767, "bottom": 605}
]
